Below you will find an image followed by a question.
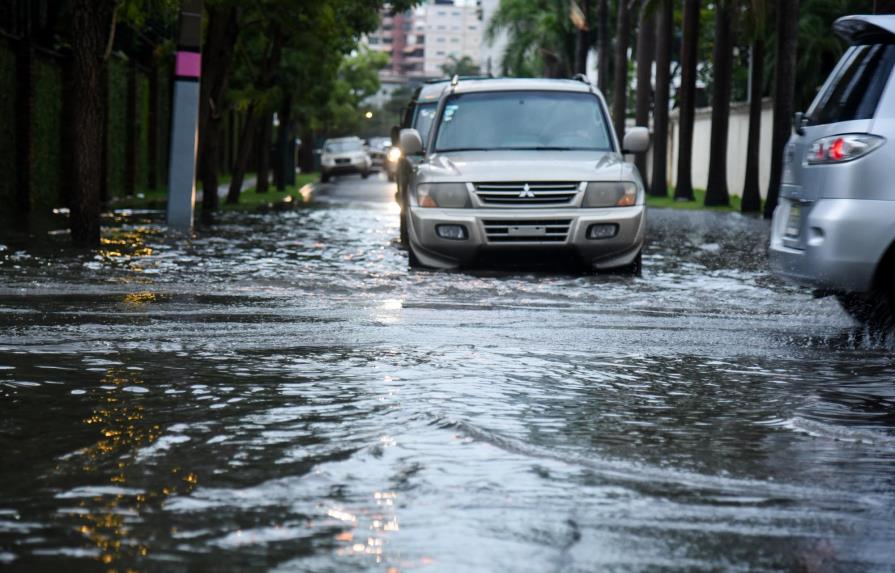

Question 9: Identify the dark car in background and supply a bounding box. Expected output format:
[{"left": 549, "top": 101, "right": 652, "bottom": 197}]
[{"left": 366, "top": 137, "right": 391, "bottom": 171}]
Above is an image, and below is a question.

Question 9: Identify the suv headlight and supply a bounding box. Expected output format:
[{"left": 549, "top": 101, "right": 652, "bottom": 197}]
[
  {"left": 583, "top": 182, "right": 640, "bottom": 207},
  {"left": 415, "top": 183, "right": 471, "bottom": 208}
]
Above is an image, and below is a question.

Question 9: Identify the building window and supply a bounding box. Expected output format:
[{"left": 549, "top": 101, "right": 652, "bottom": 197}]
[
  {"left": 368, "top": 37, "right": 380, "bottom": 44},
  {"left": 437, "top": 37, "right": 446, "bottom": 42},
  {"left": 383, "top": 37, "right": 393, "bottom": 44},
  {"left": 437, "top": 51, "right": 445, "bottom": 56}
]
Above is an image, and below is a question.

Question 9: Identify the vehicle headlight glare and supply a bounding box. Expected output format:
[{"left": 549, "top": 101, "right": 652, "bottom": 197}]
[
  {"left": 583, "top": 182, "right": 640, "bottom": 207},
  {"left": 387, "top": 147, "right": 402, "bottom": 162},
  {"left": 415, "top": 183, "right": 470, "bottom": 208}
]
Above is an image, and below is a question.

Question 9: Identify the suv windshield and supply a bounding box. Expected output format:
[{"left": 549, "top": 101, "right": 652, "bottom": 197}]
[
  {"left": 807, "top": 44, "right": 895, "bottom": 126},
  {"left": 414, "top": 103, "right": 438, "bottom": 146},
  {"left": 325, "top": 140, "right": 363, "bottom": 153},
  {"left": 434, "top": 91, "right": 612, "bottom": 152}
]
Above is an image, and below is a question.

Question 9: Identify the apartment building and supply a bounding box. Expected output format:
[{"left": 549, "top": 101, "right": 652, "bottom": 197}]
[{"left": 363, "top": 0, "right": 485, "bottom": 84}]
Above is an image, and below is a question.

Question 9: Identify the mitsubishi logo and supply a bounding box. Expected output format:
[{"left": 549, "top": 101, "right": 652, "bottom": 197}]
[{"left": 519, "top": 183, "right": 536, "bottom": 199}]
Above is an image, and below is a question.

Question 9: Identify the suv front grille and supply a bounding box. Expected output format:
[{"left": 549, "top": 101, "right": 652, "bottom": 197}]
[
  {"left": 474, "top": 182, "right": 579, "bottom": 205},
  {"left": 482, "top": 219, "right": 572, "bottom": 243}
]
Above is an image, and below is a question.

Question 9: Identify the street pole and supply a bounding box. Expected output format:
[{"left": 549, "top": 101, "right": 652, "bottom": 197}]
[{"left": 166, "top": 0, "right": 203, "bottom": 233}]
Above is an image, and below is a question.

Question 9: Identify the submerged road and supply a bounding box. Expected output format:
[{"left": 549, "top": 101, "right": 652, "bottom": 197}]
[{"left": 1, "top": 173, "right": 894, "bottom": 572}]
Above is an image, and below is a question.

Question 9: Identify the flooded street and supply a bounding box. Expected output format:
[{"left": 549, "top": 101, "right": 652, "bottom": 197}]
[{"left": 2, "top": 175, "right": 895, "bottom": 572}]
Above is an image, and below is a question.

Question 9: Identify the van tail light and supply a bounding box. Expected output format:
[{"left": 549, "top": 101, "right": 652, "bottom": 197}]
[{"left": 807, "top": 134, "right": 885, "bottom": 164}]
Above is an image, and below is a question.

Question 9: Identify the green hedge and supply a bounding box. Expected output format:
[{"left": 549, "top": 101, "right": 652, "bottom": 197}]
[
  {"left": 0, "top": 45, "right": 16, "bottom": 207},
  {"left": 137, "top": 71, "right": 150, "bottom": 193},
  {"left": 106, "top": 58, "right": 127, "bottom": 200},
  {"left": 31, "top": 54, "right": 63, "bottom": 210},
  {"left": 0, "top": 47, "right": 175, "bottom": 212}
]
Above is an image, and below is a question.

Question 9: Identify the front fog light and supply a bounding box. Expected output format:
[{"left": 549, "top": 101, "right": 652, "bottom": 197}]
[
  {"left": 436, "top": 224, "right": 468, "bottom": 240},
  {"left": 587, "top": 223, "right": 618, "bottom": 240}
]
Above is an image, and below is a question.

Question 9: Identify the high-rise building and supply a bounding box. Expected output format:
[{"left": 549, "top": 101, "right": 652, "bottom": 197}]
[{"left": 363, "top": 1, "right": 485, "bottom": 84}]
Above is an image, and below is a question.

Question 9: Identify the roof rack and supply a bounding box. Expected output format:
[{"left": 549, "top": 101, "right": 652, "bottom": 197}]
[
  {"left": 572, "top": 73, "right": 590, "bottom": 84},
  {"left": 423, "top": 73, "right": 496, "bottom": 85}
]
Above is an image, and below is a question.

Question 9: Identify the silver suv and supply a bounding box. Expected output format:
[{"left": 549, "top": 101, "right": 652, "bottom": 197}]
[
  {"left": 770, "top": 15, "right": 895, "bottom": 328},
  {"left": 398, "top": 78, "right": 649, "bottom": 271}
]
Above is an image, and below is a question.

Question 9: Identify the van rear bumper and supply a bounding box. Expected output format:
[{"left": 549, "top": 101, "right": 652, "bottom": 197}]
[{"left": 769, "top": 198, "right": 895, "bottom": 293}]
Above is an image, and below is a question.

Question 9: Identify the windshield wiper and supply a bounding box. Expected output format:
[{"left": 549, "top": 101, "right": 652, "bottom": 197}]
[
  {"left": 505, "top": 146, "right": 597, "bottom": 151},
  {"left": 436, "top": 147, "right": 494, "bottom": 152}
]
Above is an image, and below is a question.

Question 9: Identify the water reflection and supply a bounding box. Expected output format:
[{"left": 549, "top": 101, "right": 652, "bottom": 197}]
[{"left": 57, "top": 369, "right": 197, "bottom": 571}]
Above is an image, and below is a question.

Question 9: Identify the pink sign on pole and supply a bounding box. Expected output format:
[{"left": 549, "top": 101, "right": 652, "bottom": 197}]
[{"left": 175, "top": 51, "right": 201, "bottom": 79}]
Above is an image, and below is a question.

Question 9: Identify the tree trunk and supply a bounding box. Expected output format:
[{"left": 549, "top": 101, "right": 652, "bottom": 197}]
[
  {"left": 227, "top": 27, "right": 282, "bottom": 204},
  {"left": 704, "top": 1, "right": 733, "bottom": 207},
  {"left": 147, "top": 56, "right": 159, "bottom": 190},
  {"left": 742, "top": 36, "right": 765, "bottom": 213},
  {"left": 125, "top": 59, "right": 137, "bottom": 196},
  {"left": 763, "top": 0, "right": 799, "bottom": 218},
  {"left": 199, "top": 6, "right": 239, "bottom": 214},
  {"left": 575, "top": 0, "right": 591, "bottom": 75},
  {"left": 612, "top": 0, "right": 632, "bottom": 140},
  {"left": 633, "top": 3, "right": 655, "bottom": 182},
  {"left": 227, "top": 104, "right": 257, "bottom": 204},
  {"left": 597, "top": 0, "right": 611, "bottom": 96},
  {"left": 256, "top": 114, "right": 272, "bottom": 194},
  {"left": 69, "top": 0, "right": 114, "bottom": 246},
  {"left": 299, "top": 123, "right": 315, "bottom": 174},
  {"left": 276, "top": 94, "right": 293, "bottom": 190},
  {"left": 674, "top": 0, "right": 700, "bottom": 201},
  {"left": 649, "top": 0, "right": 672, "bottom": 198},
  {"left": 15, "top": 34, "right": 34, "bottom": 213}
]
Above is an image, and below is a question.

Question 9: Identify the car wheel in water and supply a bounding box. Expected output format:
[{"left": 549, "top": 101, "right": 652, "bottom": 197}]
[
  {"left": 404, "top": 209, "right": 424, "bottom": 268},
  {"left": 616, "top": 251, "right": 642, "bottom": 276},
  {"left": 321, "top": 172, "right": 330, "bottom": 183},
  {"left": 836, "top": 265, "right": 895, "bottom": 330},
  {"left": 361, "top": 171, "right": 370, "bottom": 179}
]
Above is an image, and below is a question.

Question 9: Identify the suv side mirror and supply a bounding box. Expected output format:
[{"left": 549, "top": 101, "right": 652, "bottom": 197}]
[
  {"left": 622, "top": 127, "right": 650, "bottom": 154},
  {"left": 400, "top": 128, "right": 424, "bottom": 156},
  {"left": 793, "top": 111, "right": 807, "bottom": 135}
]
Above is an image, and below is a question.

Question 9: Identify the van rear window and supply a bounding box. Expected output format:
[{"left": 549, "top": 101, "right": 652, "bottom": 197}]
[{"left": 808, "top": 44, "right": 895, "bottom": 126}]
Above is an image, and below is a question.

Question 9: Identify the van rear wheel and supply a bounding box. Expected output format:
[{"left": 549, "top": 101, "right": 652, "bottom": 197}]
[{"left": 836, "top": 266, "right": 895, "bottom": 330}]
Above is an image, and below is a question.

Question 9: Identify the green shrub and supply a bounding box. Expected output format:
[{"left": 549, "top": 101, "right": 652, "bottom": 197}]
[
  {"left": 31, "top": 54, "right": 63, "bottom": 210},
  {"left": 0, "top": 45, "right": 16, "bottom": 207}
]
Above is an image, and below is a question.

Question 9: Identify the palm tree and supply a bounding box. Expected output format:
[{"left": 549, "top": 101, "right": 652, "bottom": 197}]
[
  {"left": 649, "top": 0, "right": 672, "bottom": 198},
  {"left": 763, "top": 0, "right": 799, "bottom": 218},
  {"left": 741, "top": 0, "right": 767, "bottom": 213},
  {"left": 612, "top": 0, "right": 634, "bottom": 139},
  {"left": 486, "top": 0, "right": 576, "bottom": 77},
  {"left": 674, "top": 0, "right": 700, "bottom": 201},
  {"left": 574, "top": 0, "right": 592, "bottom": 74},
  {"left": 634, "top": 3, "right": 655, "bottom": 182},
  {"left": 597, "top": 0, "right": 611, "bottom": 94},
  {"left": 704, "top": 0, "right": 733, "bottom": 207}
]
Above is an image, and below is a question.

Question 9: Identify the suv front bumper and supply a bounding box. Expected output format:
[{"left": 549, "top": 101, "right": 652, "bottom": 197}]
[{"left": 408, "top": 205, "right": 645, "bottom": 269}]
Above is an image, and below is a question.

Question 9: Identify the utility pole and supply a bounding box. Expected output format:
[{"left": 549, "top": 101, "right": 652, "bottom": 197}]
[{"left": 166, "top": 0, "right": 203, "bottom": 232}]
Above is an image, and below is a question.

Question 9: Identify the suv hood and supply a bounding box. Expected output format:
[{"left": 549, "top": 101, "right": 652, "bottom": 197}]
[{"left": 424, "top": 150, "right": 625, "bottom": 183}]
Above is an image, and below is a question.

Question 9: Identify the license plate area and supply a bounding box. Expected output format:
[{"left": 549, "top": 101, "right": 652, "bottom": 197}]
[{"left": 508, "top": 226, "right": 547, "bottom": 237}]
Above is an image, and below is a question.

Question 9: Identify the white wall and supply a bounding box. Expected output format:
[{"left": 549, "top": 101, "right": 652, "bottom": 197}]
[{"left": 644, "top": 98, "right": 775, "bottom": 198}]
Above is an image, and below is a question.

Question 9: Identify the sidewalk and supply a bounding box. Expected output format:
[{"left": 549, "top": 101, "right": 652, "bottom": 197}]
[{"left": 195, "top": 176, "right": 257, "bottom": 201}]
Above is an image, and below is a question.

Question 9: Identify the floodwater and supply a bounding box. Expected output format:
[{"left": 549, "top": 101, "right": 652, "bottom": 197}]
[{"left": 1, "top": 176, "right": 894, "bottom": 572}]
